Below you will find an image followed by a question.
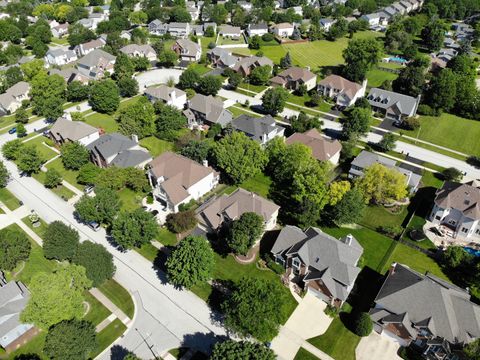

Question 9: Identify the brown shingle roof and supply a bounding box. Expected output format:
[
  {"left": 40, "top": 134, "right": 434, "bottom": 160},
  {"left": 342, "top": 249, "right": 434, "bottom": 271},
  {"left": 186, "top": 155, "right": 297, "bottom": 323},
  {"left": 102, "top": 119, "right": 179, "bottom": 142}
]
[
  {"left": 286, "top": 128, "right": 341, "bottom": 162},
  {"left": 435, "top": 181, "right": 480, "bottom": 219},
  {"left": 276, "top": 67, "right": 316, "bottom": 83},
  {"left": 318, "top": 75, "right": 362, "bottom": 99}
]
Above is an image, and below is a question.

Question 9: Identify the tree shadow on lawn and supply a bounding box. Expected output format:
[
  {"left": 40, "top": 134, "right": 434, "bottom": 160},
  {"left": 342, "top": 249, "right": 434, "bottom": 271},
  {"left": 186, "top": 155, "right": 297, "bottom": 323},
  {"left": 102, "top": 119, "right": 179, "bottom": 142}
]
[
  {"left": 404, "top": 186, "right": 438, "bottom": 226},
  {"left": 180, "top": 331, "right": 228, "bottom": 358},
  {"left": 152, "top": 247, "right": 171, "bottom": 285}
]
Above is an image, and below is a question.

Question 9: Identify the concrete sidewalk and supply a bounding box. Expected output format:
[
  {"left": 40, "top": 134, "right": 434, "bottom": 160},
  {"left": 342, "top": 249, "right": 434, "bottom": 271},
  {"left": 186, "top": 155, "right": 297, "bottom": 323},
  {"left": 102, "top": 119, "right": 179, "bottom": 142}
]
[{"left": 89, "top": 288, "right": 132, "bottom": 325}]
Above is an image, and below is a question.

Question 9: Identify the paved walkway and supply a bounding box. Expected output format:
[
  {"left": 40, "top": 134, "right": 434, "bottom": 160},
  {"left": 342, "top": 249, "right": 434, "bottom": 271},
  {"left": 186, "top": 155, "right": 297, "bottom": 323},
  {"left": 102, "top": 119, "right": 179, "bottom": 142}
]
[{"left": 89, "top": 288, "right": 132, "bottom": 326}]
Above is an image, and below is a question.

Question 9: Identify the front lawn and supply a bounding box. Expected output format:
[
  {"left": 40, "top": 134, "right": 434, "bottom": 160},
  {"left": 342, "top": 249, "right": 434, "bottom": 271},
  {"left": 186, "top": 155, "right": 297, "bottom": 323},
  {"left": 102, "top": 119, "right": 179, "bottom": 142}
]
[
  {"left": 139, "top": 136, "right": 174, "bottom": 157},
  {"left": 32, "top": 171, "right": 76, "bottom": 200},
  {"left": 22, "top": 216, "right": 48, "bottom": 238},
  {"left": 359, "top": 205, "right": 409, "bottom": 231},
  {"left": 0, "top": 187, "right": 20, "bottom": 210},
  {"left": 84, "top": 112, "right": 118, "bottom": 133},
  {"left": 421, "top": 171, "right": 444, "bottom": 189},
  {"left": 23, "top": 136, "right": 58, "bottom": 162},
  {"left": 157, "top": 227, "right": 178, "bottom": 246},
  {"left": 97, "top": 279, "right": 135, "bottom": 319},
  {"left": 45, "top": 157, "right": 83, "bottom": 191},
  {"left": 187, "top": 63, "right": 211, "bottom": 75},
  {"left": 294, "top": 348, "right": 320, "bottom": 360},
  {"left": 90, "top": 319, "right": 127, "bottom": 358},
  {"left": 83, "top": 291, "right": 112, "bottom": 326},
  {"left": 237, "top": 82, "right": 268, "bottom": 93},
  {"left": 118, "top": 187, "right": 144, "bottom": 212},
  {"left": 400, "top": 113, "right": 480, "bottom": 156}
]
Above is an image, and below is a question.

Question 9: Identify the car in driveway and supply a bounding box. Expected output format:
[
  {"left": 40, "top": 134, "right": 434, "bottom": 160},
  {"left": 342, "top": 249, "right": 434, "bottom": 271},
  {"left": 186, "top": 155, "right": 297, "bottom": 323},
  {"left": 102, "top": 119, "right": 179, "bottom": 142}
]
[
  {"left": 84, "top": 185, "right": 94, "bottom": 194},
  {"left": 8, "top": 127, "right": 16, "bottom": 134},
  {"left": 87, "top": 221, "right": 101, "bottom": 232}
]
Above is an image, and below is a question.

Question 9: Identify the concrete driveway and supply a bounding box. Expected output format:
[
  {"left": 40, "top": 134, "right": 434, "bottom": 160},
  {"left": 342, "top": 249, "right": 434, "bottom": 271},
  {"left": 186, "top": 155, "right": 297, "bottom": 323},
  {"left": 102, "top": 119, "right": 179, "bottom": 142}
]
[
  {"left": 135, "top": 68, "right": 184, "bottom": 89},
  {"left": 356, "top": 331, "right": 402, "bottom": 360},
  {"left": 271, "top": 292, "right": 333, "bottom": 360}
]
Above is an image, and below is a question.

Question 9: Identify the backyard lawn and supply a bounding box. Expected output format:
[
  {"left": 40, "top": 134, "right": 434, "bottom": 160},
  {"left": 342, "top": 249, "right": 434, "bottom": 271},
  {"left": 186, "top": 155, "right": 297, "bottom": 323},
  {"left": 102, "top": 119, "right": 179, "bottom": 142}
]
[
  {"left": 365, "top": 67, "right": 398, "bottom": 88},
  {"left": 402, "top": 215, "right": 436, "bottom": 251},
  {"left": 0, "top": 187, "right": 20, "bottom": 210},
  {"left": 239, "top": 172, "right": 272, "bottom": 198},
  {"left": 97, "top": 279, "right": 135, "bottom": 319},
  {"left": 217, "top": 35, "right": 247, "bottom": 46},
  {"left": 139, "top": 136, "right": 174, "bottom": 157},
  {"left": 200, "top": 36, "right": 216, "bottom": 54},
  {"left": 401, "top": 113, "right": 480, "bottom": 155},
  {"left": 359, "top": 205, "right": 409, "bottom": 231},
  {"left": 83, "top": 112, "right": 118, "bottom": 133}
]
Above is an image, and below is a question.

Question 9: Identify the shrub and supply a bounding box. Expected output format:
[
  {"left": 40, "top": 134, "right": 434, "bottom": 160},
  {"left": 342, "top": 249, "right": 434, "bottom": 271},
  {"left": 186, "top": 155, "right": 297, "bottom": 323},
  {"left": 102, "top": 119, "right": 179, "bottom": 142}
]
[
  {"left": 467, "top": 156, "right": 480, "bottom": 169},
  {"left": 178, "top": 199, "right": 198, "bottom": 212},
  {"left": 166, "top": 210, "right": 198, "bottom": 233},
  {"left": 261, "top": 33, "right": 274, "bottom": 42},
  {"left": 352, "top": 312, "right": 372, "bottom": 337},
  {"left": 442, "top": 167, "right": 463, "bottom": 182},
  {"left": 44, "top": 168, "right": 62, "bottom": 188},
  {"left": 146, "top": 193, "right": 154, "bottom": 204},
  {"left": 403, "top": 116, "right": 420, "bottom": 130},
  {"left": 324, "top": 304, "right": 339, "bottom": 318},
  {"left": 378, "top": 225, "right": 403, "bottom": 238},
  {"left": 417, "top": 104, "right": 436, "bottom": 116},
  {"left": 266, "top": 256, "right": 285, "bottom": 275}
]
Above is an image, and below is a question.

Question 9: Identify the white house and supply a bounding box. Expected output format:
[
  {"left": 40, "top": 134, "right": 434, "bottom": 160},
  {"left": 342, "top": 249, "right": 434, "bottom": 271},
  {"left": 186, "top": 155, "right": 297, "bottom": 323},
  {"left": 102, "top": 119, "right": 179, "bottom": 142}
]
[
  {"left": 247, "top": 23, "right": 269, "bottom": 37},
  {"left": 218, "top": 25, "right": 242, "bottom": 38},
  {"left": 317, "top": 75, "right": 367, "bottom": 107},
  {"left": 319, "top": 18, "right": 336, "bottom": 31},
  {"left": 49, "top": 115, "right": 100, "bottom": 146},
  {"left": 0, "top": 82, "right": 30, "bottom": 116},
  {"left": 51, "top": 23, "right": 69, "bottom": 38},
  {"left": 144, "top": 85, "right": 187, "bottom": 110},
  {"left": 147, "top": 152, "right": 219, "bottom": 213},
  {"left": 167, "top": 22, "right": 191, "bottom": 38},
  {"left": 74, "top": 38, "right": 106, "bottom": 57},
  {"left": 45, "top": 48, "right": 78, "bottom": 66},
  {"left": 119, "top": 44, "right": 156, "bottom": 61},
  {"left": 172, "top": 39, "right": 201, "bottom": 62},
  {"left": 270, "top": 23, "right": 294, "bottom": 37}
]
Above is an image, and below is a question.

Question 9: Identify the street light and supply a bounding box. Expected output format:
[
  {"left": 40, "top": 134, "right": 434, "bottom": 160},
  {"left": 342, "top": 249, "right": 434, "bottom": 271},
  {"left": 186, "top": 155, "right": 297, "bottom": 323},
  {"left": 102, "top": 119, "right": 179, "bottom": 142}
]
[{"left": 135, "top": 327, "right": 159, "bottom": 360}]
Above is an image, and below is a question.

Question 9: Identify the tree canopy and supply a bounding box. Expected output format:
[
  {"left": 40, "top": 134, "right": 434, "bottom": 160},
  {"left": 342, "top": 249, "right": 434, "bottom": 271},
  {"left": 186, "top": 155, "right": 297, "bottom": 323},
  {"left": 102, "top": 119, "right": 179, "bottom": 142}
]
[
  {"left": 261, "top": 87, "right": 289, "bottom": 116},
  {"left": 211, "top": 340, "right": 276, "bottom": 360},
  {"left": 227, "top": 212, "right": 265, "bottom": 255},
  {"left": 155, "top": 102, "right": 186, "bottom": 141},
  {"left": 43, "top": 221, "right": 80, "bottom": 261},
  {"left": 118, "top": 96, "right": 155, "bottom": 139},
  {"left": 111, "top": 208, "right": 158, "bottom": 249},
  {"left": 73, "top": 241, "right": 115, "bottom": 287},
  {"left": 61, "top": 142, "right": 90, "bottom": 170},
  {"left": 17, "top": 146, "right": 43, "bottom": 174},
  {"left": 74, "top": 187, "right": 121, "bottom": 225},
  {"left": 0, "top": 227, "right": 31, "bottom": 271},
  {"left": 89, "top": 79, "right": 120, "bottom": 114},
  {"left": 30, "top": 72, "right": 66, "bottom": 119},
  {"left": 342, "top": 107, "right": 371, "bottom": 140},
  {"left": 342, "top": 38, "right": 382, "bottom": 82}
]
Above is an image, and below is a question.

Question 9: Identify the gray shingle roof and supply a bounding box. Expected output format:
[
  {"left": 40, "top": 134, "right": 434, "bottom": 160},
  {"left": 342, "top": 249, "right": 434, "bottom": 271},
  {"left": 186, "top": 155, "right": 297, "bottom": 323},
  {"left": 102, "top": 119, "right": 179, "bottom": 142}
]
[
  {"left": 231, "top": 114, "right": 284, "bottom": 142},
  {"left": 367, "top": 88, "right": 420, "bottom": 117},
  {"left": 49, "top": 117, "right": 98, "bottom": 142},
  {"left": 87, "top": 133, "right": 137, "bottom": 159},
  {"left": 351, "top": 150, "right": 396, "bottom": 169},
  {"left": 77, "top": 49, "right": 115, "bottom": 68},
  {"left": 110, "top": 149, "right": 152, "bottom": 168}
]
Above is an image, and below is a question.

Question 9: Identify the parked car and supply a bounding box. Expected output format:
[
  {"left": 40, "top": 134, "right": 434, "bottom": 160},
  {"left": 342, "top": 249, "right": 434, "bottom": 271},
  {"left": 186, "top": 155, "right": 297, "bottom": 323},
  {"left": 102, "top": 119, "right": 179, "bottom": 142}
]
[
  {"left": 8, "top": 127, "right": 16, "bottom": 134},
  {"left": 87, "top": 221, "right": 100, "bottom": 232},
  {"left": 151, "top": 210, "right": 159, "bottom": 216},
  {"left": 84, "top": 185, "right": 94, "bottom": 194}
]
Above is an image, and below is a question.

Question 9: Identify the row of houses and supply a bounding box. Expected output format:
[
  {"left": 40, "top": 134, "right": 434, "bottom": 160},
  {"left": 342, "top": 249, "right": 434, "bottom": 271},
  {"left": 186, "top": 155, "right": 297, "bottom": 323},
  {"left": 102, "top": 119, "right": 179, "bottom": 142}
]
[{"left": 361, "top": 0, "right": 424, "bottom": 29}]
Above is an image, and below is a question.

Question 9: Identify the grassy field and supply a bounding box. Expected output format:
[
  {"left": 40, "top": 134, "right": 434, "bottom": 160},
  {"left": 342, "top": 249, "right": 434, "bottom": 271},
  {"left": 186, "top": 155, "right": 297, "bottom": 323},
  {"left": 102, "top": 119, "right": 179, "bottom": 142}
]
[
  {"left": 23, "top": 136, "right": 58, "bottom": 162},
  {"left": 365, "top": 67, "right": 398, "bottom": 88},
  {"left": 0, "top": 188, "right": 20, "bottom": 210},
  {"left": 90, "top": 319, "right": 127, "bottom": 358},
  {"left": 359, "top": 205, "right": 409, "bottom": 231},
  {"left": 139, "top": 136, "right": 174, "bottom": 157},
  {"left": 45, "top": 158, "right": 83, "bottom": 190},
  {"left": 97, "top": 279, "right": 135, "bottom": 319},
  {"left": 401, "top": 113, "right": 480, "bottom": 156},
  {"left": 227, "top": 105, "right": 262, "bottom": 118},
  {"left": 281, "top": 31, "right": 384, "bottom": 70},
  {"left": 421, "top": 171, "right": 444, "bottom": 189}
]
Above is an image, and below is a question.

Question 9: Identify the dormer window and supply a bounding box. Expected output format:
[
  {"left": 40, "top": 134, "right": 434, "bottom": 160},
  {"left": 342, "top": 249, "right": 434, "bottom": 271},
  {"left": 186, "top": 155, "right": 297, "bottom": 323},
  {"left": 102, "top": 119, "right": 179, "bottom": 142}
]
[
  {"left": 465, "top": 200, "right": 470, "bottom": 205},
  {"left": 292, "top": 257, "right": 301, "bottom": 269}
]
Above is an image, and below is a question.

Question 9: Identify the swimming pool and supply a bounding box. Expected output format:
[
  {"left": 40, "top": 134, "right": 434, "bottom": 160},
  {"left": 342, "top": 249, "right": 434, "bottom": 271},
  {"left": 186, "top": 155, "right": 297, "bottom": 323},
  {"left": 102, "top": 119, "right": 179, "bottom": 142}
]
[
  {"left": 389, "top": 56, "right": 407, "bottom": 63},
  {"left": 464, "top": 247, "right": 480, "bottom": 257}
]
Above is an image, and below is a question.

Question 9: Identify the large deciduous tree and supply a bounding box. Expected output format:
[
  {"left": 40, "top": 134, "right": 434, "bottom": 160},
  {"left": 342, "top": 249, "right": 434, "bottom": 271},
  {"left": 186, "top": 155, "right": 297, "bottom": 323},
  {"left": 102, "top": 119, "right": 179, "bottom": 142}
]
[
  {"left": 74, "top": 187, "right": 121, "bottom": 225},
  {"left": 89, "top": 79, "right": 120, "bottom": 114},
  {"left": 421, "top": 20, "right": 445, "bottom": 52},
  {"left": 118, "top": 97, "right": 155, "bottom": 139},
  {"left": 0, "top": 228, "right": 31, "bottom": 271},
  {"left": 222, "top": 278, "right": 288, "bottom": 342},
  {"left": 73, "top": 241, "right": 115, "bottom": 287},
  {"left": 43, "top": 221, "right": 80, "bottom": 261},
  {"left": 330, "top": 187, "right": 366, "bottom": 225},
  {"left": 30, "top": 73, "right": 66, "bottom": 119},
  {"left": 196, "top": 75, "right": 223, "bottom": 96},
  {"left": 17, "top": 146, "right": 43, "bottom": 174},
  {"left": 342, "top": 38, "right": 382, "bottom": 82},
  {"left": 61, "top": 142, "right": 90, "bottom": 170},
  {"left": 155, "top": 102, "right": 187, "bottom": 141},
  {"left": 0, "top": 160, "right": 9, "bottom": 187},
  {"left": 21, "top": 265, "right": 92, "bottom": 329},
  {"left": 111, "top": 208, "right": 158, "bottom": 249},
  {"left": 211, "top": 132, "right": 267, "bottom": 184},
  {"left": 166, "top": 235, "right": 215, "bottom": 288},
  {"left": 261, "top": 87, "right": 289, "bottom": 116},
  {"left": 178, "top": 68, "right": 200, "bottom": 90},
  {"left": 227, "top": 212, "right": 264, "bottom": 255},
  {"left": 211, "top": 340, "right": 276, "bottom": 360},
  {"left": 43, "top": 319, "right": 96, "bottom": 360},
  {"left": 341, "top": 107, "right": 371, "bottom": 140}
]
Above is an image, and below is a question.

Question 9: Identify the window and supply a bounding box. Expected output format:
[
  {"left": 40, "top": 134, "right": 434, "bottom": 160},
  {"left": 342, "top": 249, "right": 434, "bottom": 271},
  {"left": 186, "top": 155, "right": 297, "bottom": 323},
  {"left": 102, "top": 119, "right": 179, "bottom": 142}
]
[
  {"left": 435, "top": 216, "right": 441, "bottom": 220},
  {"left": 476, "top": 229, "right": 480, "bottom": 235},
  {"left": 292, "top": 258, "right": 301, "bottom": 269},
  {"left": 462, "top": 227, "right": 468, "bottom": 233},
  {"left": 448, "top": 219, "right": 456, "bottom": 225}
]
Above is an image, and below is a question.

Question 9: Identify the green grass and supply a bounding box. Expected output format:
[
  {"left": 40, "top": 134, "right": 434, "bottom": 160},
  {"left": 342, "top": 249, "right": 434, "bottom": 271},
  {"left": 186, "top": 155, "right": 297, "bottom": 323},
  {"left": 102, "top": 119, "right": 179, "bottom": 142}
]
[
  {"left": 308, "top": 305, "right": 359, "bottom": 360},
  {"left": 421, "top": 171, "right": 444, "bottom": 189},
  {"left": 365, "top": 68, "right": 398, "bottom": 88},
  {"left": 22, "top": 216, "right": 48, "bottom": 238},
  {"left": 359, "top": 205, "right": 409, "bottom": 231},
  {"left": 237, "top": 82, "right": 267, "bottom": 93},
  {"left": 5, "top": 331, "right": 48, "bottom": 360},
  {"left": 135, "top": 242, "right": 160, "bottom": 262},
  {"left": 217, "top": 35, "right": 246, "bottom": 46},
  {"left": 402, "top": 215, "right": 436, "bottom": 251},
  {"left": 294, "top": 348, "right": 320, "bottom": 360},
  {"left": 400, "top": 113, "right": 480, "bottom": 156},
  {"left": 83, "top": 291, "right": 112, "bottom": 326},
  {"left": 322, "top": 226, "right": 393, "bottom": 271},
  {"left": 31, "top": 171, "right": 76, "bottom": 200},
  {"left": 97, "top": 279, "right": 135, "bottom": 319},
  {"left": 282, "top": 31, "right": 383, "bottom": 70},
  {"left": 200, "top": 36, "right": 216, "bottom": 54},
  {"left": 227, "top": 105, "right": 262, "bottom": 118},
  {"left": 230, "top": 47, "right": 254, "bottom": 56},
  {"left": 90, "top": 319, "right": 127, "bottom": 358},
  {"left": 239, "top": 172, "right": 272, "bottom": 198},
  {"left": 84, "top": 112, "right": 118, "bottom": 133},
  {"left": 287, "top": 93, "right": 333, "bottom": 113},
  {"left": 382, "top": 242, "right": 447, "bottom": 280},
  {"left": 0, "top": 187, "right": 20, "bottom": 210},
  {"left": 259, "top": 45, "right": 287, "bottom": 64},
  {"left": 118, "top": 187, "right": 144, "bottom": 211},
  {"left": 23, "top": 136, "right": 58, "bottom": 162},
  {"left": 45, "top": 157, "right": 83, "bottom": 190},
  {"left": 157, "top": 227, "right": 178, "bottom": 246},
  {"left": 139, "top": 136, "right": 174, "bottom": 157},
  {"left": 187, "top": 63, "right": 212, "bottom": 75}
]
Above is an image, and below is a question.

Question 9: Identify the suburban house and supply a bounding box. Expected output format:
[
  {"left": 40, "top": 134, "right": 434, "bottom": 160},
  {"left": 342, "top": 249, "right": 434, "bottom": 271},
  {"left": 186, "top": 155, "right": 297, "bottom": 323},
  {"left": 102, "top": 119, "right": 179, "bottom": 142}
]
[
  {"left": 196, "top": 188, "right": 280, "bottom": 232},
  {"left": 183, "top": 93, "right": 233, "bottom": 129},
  {"left": 74, "top": 38, "right": 106, "bottom": 57},
  {"left": 0, "top": 272, "right": 34, "bottom": 353},
  {"left": 76, "top": 49, "right": 116, "bottom": 80},
  {"left": 144, "top": 85, "right": 187, "bottom": 110},
  {"left": 238, "top": 1, "right": 253, "bottom": 11},
  {"left": 49, "top": 68, "right": 90, "bottom": 84},
  {"left": 49, "top": 116, "right": 99, "bottom": 146},
  {"left": 319, "top": 18, "right": 336, "bottom": 31},
  {"left": 206, "top": 47, "right": 239, "bottom": 68},
  {"left": 270, "top": 23, "right": 294, "bottom": 37},
  {"left": 172, "top": 39, "right": 201, "bottom": 63},
  {"left": 317, "top": 75, "right": 367, "bottom": 108},
  {"left": 186, "top": 2, "right": 200, "bottom": 20},
  {"left": 119, "top": 44, "right": 156, "bottom": 62},
  {"left": 218, "top": 25, "right": 242, "bottom": 39},
  {"left": 271, "top": 226, "right": 363, "bottom": 307},
  {"left": 44, "top": 48, "right": 78, "bottom": 66},
  {"left": 77, "top": 18, "right": 95, "bottom": 30},
  {"left": 232, "top": 56, "right": 273, "bottom": 76},
  {"left": 167, "top": 22, "right": 191, "bottom": 38},
  {"left": 51, "top": 23, "right": 69, "bottom": 38},
  {"left": 270, "top": 67, "right": 317, "bottom": 91},
  {"left": 286, "top": 128, "right": 342, "bottom": 165},
  {"left": 247, "top": 23, "right": 269, "bottom": 37},
  {"left": 147, "top": 152, "right": 219, "bottom": 212},
  {"left": 148, "top": 20, "right": 168, "bottom": 35},
  {"left": 349, "top": 150, "right": 421, "bottom": 193},
  {"left": 366, "top": 88, "right": 421, "bottom": 122},
  {"left": 429, "top": 180, "right": 480, "bottom": 242},
  {"left": 231, "top": 114, "right": 285, "bottom": 145},
  {"left": 370, "top": 263, "right": 480, "bottom": 358},
  {"left": 192, "top": 22, "right": 217, "bottom": 36},
  {"left": 86, "top": 133, "right": 152, "bottom": 168},
  {"left": 0, "top": 81, "right": 30, "bottom": 116}
]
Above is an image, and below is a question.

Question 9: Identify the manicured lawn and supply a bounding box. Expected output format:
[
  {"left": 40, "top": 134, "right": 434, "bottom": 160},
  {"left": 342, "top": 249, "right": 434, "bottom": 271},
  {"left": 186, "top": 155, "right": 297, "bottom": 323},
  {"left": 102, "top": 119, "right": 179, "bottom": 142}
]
[
  {"left": 239, "top": 172, "right": 272, "bottom": 198},
  {"left": 382, "top": 242, "right": 448, "bottom": 280},
  {"left": 401, "top": 113, "right": 480, "bottom": 156},
  {"left": 22, "top": 216, "right": 48, "bottom": 238},
  {"left": 83, "top": 291, "right": 112, "bottom": 326},
  {"left": 5, "top": 331, "right": 48, "bottom": 360},
  {"left": 97, "top": 279, "right": 135, "bottom": 319},
  {"left": 0, "top": 187, "right": 20, "bottom": 210},
  {"left": 308, "top": 305, "right": 359, "bottom": 360},
  {"left": 118, "top": 187, "right": 144, "bottom": 211},
  {"left": 23, "top": 136, "right": 58, "bottom": 162},
  {"left": 322, "top": 226, "right": 393, "bottom": 272},
  {"left": 359, "top": 205, "right": 409, "bottom": 231},
  {"left": 402, "top": 215, "right": 436, "bottom": 251},
  {"left": 139, "top": 136, "right": 174, "bottom": 157},
  {"left": 45, "top": 157, "right": 83, "bottom": 190},
  {"left": 421, "top": 171, "right": 444, "bottom": 189},
  {"left": 200, "top": 36, "right": 216, "bottom": 54},
  {"left": 135, "top": 242, "right": 160, "bottom": 262},
  {"left": 294, "top": 348, "right": 320, "bottom": 360},
  {"left": 217, "top": 35, "right": 246, "bottom": 46},
  {"left": 287, "top": 93, "right": 333, "bottom": 113},
  {"left": 365, "top": 67, "right": 398, "bottom": 88},
  {"left": 188, "top": 63, "right": 211, "bottom": 75},
  {"left": 157, "top": 227, "right": 178, "bottom": 246},
  {"left": 32, "top": 171, "right": 76, "bottom": 200},
  {"left": 282, "top": 31, "right": 383, "bottom": 70},
  {"left": 259, "top": 45, "right": 287, "bottom": 64},
  {"left": 237, "top": 82, "right": 268, "bottom": 93},
  {"left": 84, "top": 112, "right": 118, "bottom": 133},
  {"left": 230, "top": 47, "right": 254, "bottom": 56},
  {"left": 227, "top": 105, "right": 259, "bottom": 118},
  {"left": 90, "top": 319, "right": 127, "bottom": 358}
]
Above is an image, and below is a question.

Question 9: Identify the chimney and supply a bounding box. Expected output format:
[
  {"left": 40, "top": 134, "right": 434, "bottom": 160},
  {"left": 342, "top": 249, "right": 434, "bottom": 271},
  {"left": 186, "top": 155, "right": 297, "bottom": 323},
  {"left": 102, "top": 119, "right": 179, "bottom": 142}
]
[
  {"left": 131, "top": 134, "right": 138, "bottom": 143},
  {"left": 389, "top": 262, "right": 398, "bottom": 276},
  {"left": 345, "top": 234, "right": 353, "bottom": 246},
  {"left": 202, "top": 159, "right": 208, "bottom": 167}
]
